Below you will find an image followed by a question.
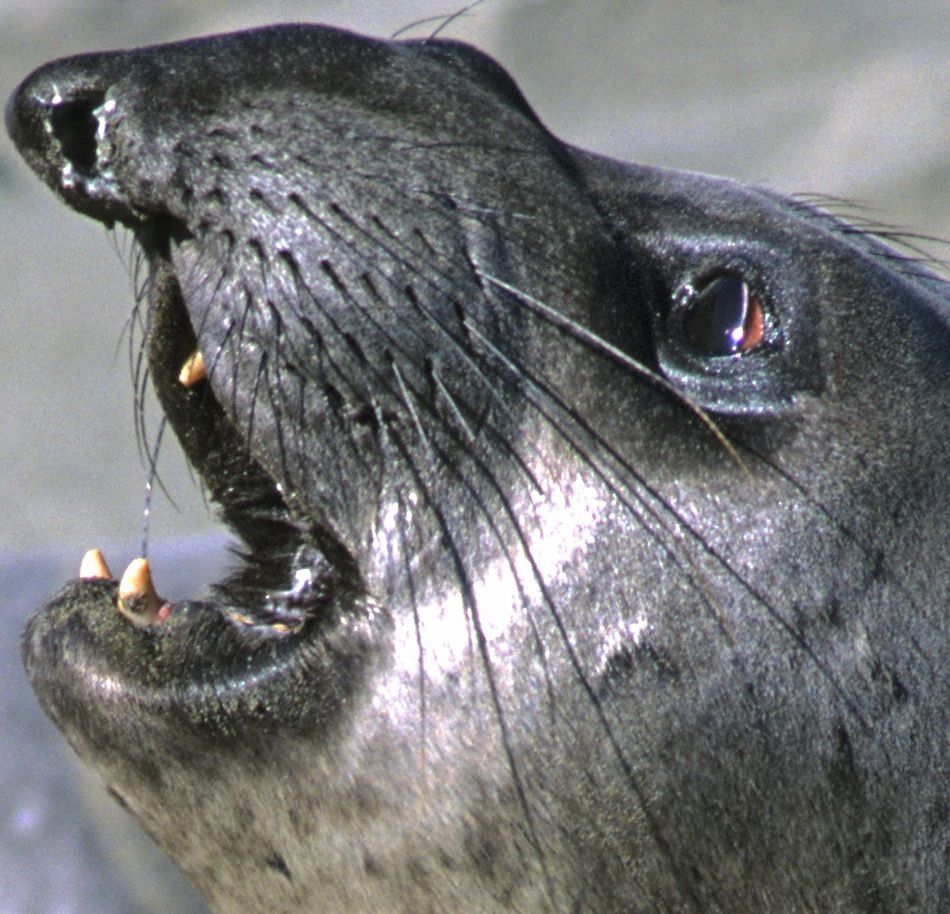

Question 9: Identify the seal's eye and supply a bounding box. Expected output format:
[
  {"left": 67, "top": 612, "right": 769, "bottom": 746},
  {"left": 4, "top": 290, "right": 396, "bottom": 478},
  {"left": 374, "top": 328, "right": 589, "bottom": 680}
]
[
  {"left": 654, "top": 264, "right": 801, "bottom": 415},
  {"left": 681, "top": 273, "right": 765, "bottom": 357}
]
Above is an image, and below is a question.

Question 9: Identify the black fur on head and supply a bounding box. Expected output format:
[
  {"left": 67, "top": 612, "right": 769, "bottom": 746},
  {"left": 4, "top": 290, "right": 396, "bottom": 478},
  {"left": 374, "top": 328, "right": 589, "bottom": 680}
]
[{"left": 8, "top": 24, "right": 950, "bottom": 913}]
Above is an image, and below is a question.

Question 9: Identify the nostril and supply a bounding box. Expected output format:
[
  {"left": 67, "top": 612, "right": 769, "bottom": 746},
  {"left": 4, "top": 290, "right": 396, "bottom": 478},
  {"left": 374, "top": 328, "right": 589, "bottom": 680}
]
[{"left": 49, "top": 93, "right": 104, "bottom": 174}]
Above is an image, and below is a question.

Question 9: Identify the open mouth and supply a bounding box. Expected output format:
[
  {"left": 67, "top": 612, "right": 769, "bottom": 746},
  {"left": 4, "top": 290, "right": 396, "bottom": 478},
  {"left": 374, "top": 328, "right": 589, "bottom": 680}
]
[
  {"left": 2, "top": 77, "right": 346, "bottom": 636},
  {"left": 21, "top": 216, "right": 375, "bottom": 737},
  {"left": 5, "top": 53, "right": 387, "bottom": 737},
  {"left": 85, "top": 219, "right": 347, "bottom": 639}
]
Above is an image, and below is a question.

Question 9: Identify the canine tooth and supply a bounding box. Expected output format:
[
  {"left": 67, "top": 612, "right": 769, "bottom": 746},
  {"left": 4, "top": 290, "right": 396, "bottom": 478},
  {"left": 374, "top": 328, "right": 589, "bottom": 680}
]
[
  {"left": 178, "top": 349, "right": 207, "bottom": 387},
  {"left": 117, "top": 558, "right": 167, "bottom": 626},
  {"left": 79, "top": 548, "right": 112, "bottom": 580}
]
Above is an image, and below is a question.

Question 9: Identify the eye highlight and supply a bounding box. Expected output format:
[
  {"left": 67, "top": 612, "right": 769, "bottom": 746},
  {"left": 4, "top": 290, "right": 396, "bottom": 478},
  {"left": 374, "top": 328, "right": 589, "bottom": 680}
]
[{"left": 681, "top": 273, "right": 765, "bottom": 357}]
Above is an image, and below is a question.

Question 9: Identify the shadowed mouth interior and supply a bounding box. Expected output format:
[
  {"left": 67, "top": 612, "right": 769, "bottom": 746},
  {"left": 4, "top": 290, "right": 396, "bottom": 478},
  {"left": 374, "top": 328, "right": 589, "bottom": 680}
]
[{"left": 88, "top": 216, "right": 340, "bottom": 635}]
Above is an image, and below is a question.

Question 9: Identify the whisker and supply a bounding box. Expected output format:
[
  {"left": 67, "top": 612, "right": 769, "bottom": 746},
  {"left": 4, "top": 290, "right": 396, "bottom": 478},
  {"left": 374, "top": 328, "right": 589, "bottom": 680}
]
[
  {"left": 140, "top": 414, "right": 168, "bottom": 559},
  {"left": 476, "top": 270, "right": 747, "bottom": 471},
  {"left": 460, "top": 310, "right": 872, "bottom": 728},
  {"left": 391, "top": 0, "right": 489, "bottom": 40},
  {"left": 387, "top": 368, "right": 696, "bottom": 900},
  {"left": 280, "top": 198, "right": 539, "bottom": 475},
  {"left": 391, "top": 359, "right": 432, "bottom": 455},
  {"left": 789, "top": 194, "right": 949, "bottom": 280},
  {"left": 385, "top": 423, "right": 558, "bottom": 904},
  {"left": 431, "top": 364, "right": 476, "bottom": 441},
  {"left": 292, "top": 197, "right": 544, "bottom": 433}
]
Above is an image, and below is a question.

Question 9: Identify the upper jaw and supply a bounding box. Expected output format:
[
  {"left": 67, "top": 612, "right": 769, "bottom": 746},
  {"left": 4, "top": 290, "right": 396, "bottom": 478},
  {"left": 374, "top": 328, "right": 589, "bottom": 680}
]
[
  {"left": 139, "top": 230, "right": 361, "bottom": 621},
  {"left": 8, "top": 56, "right": 367, "bottom": 631}
]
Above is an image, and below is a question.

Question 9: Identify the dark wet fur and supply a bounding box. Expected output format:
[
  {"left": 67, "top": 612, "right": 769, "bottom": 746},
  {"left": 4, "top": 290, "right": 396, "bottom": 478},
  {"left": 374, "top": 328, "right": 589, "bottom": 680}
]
[{"left": 7, "top": 24, "right": 950, "bottom": 913}]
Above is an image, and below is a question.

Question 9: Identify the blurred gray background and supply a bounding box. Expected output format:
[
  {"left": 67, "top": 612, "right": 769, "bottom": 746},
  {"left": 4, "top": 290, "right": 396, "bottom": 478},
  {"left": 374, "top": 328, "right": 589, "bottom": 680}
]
[{"left": 1, "top": 2, "right": 947, "bottom": 912}]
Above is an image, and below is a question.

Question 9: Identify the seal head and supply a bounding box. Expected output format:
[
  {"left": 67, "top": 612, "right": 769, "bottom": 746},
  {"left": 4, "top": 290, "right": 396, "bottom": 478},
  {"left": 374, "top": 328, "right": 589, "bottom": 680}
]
[{"left": 8, "top": 24, "right": 950, "bottom": 913}]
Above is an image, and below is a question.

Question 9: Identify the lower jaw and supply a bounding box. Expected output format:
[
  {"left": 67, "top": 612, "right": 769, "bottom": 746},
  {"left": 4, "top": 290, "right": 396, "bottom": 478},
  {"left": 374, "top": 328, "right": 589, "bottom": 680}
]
[{"left": 22, "top": 570, "right": 369, "bottom": 750}]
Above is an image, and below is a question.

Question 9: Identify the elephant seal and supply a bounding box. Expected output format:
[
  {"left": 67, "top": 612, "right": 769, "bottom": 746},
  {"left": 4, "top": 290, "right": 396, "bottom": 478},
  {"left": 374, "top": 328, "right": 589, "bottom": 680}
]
[{"left": 7, "top": 23, "right": 950, "bottom": 914}]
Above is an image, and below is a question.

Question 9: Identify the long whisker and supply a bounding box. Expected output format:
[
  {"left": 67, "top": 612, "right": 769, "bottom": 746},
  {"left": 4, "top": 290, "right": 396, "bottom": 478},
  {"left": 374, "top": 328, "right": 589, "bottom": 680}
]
[
  {"left": 387, "top": 352, "right": 705, "bottom": 901},
  {"left": 459, "top": 307, "right": 870, "bottom": 730},
  {"left": 140, "top": 414, "right": 168, "bottom": 559},
  {"left": 476, "top": 270, "right": 747, "bottom": 471},
  {"left": 391, "top": 0, "right": 489, "bottom": 40}
]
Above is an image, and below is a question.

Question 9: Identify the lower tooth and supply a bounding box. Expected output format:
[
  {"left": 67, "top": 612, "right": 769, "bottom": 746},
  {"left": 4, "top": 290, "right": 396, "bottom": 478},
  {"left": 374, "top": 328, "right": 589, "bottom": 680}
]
[
  {"left": 117, "top": 557, "right": 168, "bottom": 626},
  {"left": 80, "top": 548, "right": 112, "bottom": 580}
]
